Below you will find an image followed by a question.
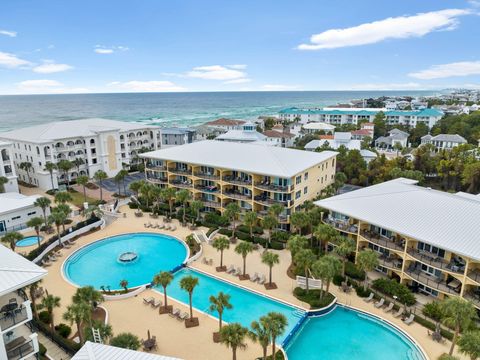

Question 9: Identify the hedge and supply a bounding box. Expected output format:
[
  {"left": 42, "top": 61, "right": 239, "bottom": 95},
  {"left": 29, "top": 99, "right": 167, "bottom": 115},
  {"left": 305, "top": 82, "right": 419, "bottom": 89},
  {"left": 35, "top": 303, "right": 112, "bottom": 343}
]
[
  {"left": 345, "top": 262, "right": 365, "bottom": 281},
  {"left": 293, "top": 287, "right": 335, "bottom": 309},
  {"left": 237, "top": 224, "right": 264, "bottom": 235},
  {"left": 32, "top": 319, "right": 81, "bottom": 354},
  {"left": 414, "top": 315, "right": 453, "bottom": 340},
  {"left": 55, "top": 323, "right": 72, "bottom": 338},
  {"left": 372, "top": 278, "right": 416, "bottom": 306}
]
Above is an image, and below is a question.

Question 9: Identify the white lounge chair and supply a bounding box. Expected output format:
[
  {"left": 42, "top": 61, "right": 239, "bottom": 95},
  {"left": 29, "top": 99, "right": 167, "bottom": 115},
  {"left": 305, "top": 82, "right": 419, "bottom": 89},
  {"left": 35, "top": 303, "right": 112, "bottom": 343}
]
[
  {"left": 363, "top": 293, "right": 374, "bottom": 302},
  {"left": 258, "top": 274, "right": 266, "bottom": 285},
  {"left": 233, "top": 267, "right": 241, "bottom": 276},
  {"left": 151, "top": 299, "right": 162, "bottom": 308},
  {"left": 226, "top": 265, "right": 235, "bottom": 273},
  {"left": 157, "top": 223, "right": 165, "bottom": 229},
  {"left": 393, "top": 308, "right": 404, "bottom": 318},
  {"left": 164, "top": 224, "right": 171, "bottom": 230},
  {"left": 170, "top": 225, "right": 177, "bottom": 231},
  {"left": 403, "top": 314, "right": 414, "bottom": 325},
  {"left": 169, "top": 308, "right": 181, "bottom": 318},
  {"left": 383, "top": 302, "right": 394, "bottom": 313},
  {"left": 178, "top": 312, "right": 189, "bottom": 321},
  {"left": 143, "top": 297, "right": 154, "bottom": 305},
  {"left": 250, "top": 273, "right": 259, "bottom": 282},
  {"left": 374, "top": 298, "right": 385, "bottom": 308}
]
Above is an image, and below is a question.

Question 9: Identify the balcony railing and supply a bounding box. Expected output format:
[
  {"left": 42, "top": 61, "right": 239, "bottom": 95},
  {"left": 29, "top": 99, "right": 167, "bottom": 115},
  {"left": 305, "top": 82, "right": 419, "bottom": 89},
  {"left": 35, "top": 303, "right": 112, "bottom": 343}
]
[
  {"left": 222, "top": 191, "right": 251, "bottom": 201},
  {"left": 6, "top": 338, "right": 34, "bottom": 360},
  {"left": 323, "top": 217, "right": 358, "bottom": 234},
  {"left": 170, "top": 180, "right": 193, "bottom": 188},
  {"left": 146, "top": 177, "right": 168, "bottom": 184},
  {"left": 404, "top": 268, "right": 461, "bottom": 295},
  {"left": 464, "top": 291, "right": 480, "bottom": 307},
  {"left": 222, "top": 176, "right": 252, "bottom": 186},
  {"left": 468, "top": 269, "right": 480, "bottom": 284},
  {"left": 258, "top": 210, "right": 288, "bottom": 222},
  {"left": 194, "top": 172, "right": 220, "bottom": 181},
  {"left": 406, "top": 248, "right": 465, "bottom": 275},
  {"left": 146, "top": 164, "right": 167, "bottom": 171},
  {"left": 254, "top": 182, "right": 292, "bottom": 193},
  {"left": 360, "top": 230, "right": 405, "bottom": 252},
  {"left": 0, "top": 305, "right": 29, "bottom": 331},
  {"left": 201, "top": 200, "right": 221, "bottom": 208},
  {"left": 195, "top": 185, "right": 220, "bottom": 194},
  {"left": 378, "top": 254, "right": 403, "bottom": 270},
  {"left": 169, "top": 168, "right": 192, "bottom": 176}
]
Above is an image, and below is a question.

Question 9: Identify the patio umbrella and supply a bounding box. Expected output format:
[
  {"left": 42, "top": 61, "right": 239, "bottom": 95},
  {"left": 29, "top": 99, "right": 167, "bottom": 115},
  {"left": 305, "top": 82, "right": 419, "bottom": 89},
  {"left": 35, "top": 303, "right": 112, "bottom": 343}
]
[{"left": 147, "top": 330, "right": 151, "bottom": 340}]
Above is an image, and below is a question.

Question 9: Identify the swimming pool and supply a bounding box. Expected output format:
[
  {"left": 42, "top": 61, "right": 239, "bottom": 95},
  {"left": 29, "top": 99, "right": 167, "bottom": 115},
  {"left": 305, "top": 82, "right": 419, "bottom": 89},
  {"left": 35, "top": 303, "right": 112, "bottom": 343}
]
[
  {"left": 63, "top": 233, "right": 188, "bottom": 290},
  {"left": 156, "top": 268, "right": 304, "bottom": 342},
  {"left": 285, "top": 306, "right": 426, "bottom": 360},
  {"left": 16, "top": 236, "right": 42, "bottom": 247}
]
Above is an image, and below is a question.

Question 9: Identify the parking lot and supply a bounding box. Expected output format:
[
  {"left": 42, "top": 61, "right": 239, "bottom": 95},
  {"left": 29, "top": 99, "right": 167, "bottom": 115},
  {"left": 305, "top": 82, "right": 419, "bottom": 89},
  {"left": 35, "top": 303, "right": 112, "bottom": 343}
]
[{"left": 99, "top": 172, "right": 145, "bottom": 195}]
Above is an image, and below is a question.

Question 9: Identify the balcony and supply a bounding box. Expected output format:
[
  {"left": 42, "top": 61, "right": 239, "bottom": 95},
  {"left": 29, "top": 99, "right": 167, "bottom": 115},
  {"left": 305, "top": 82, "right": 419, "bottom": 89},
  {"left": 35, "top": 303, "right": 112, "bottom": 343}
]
[
  {"left": 323, "top": 217, "right": 358, "bottom": 234},
  {"left": 195, "top": 185, "right": 220, "bottom": 194},
  {"left": 194, "top": 172, "right": 220, "bottom": 181},
  {"left": 169, "top": 168, "right": 192, "bottom": 176},
  {"left": 146, "top": 177, "right": 168, "bottom": 184},
  {"left": 378, "top": 254, "right": 403, "bottom": 271},
  {"left": 201, "top": 200, "right": 221, "bottom": 208},
  {"left": 258, "top": 210, "right": 289, "bottom": 222},
  {"left": 222, "top": 175, "right": 252, "bottom": 186},
  {"left": 222, "top": 190, "right": 251, "bottom": 201},
  {"left": 406, "top": 248, "right": 465, "bottom": 275},
  {"left": 468, "top": 269, "right": 480, "bottom": 284},
  {"left": 0, "top": 302, "right": 31, "bottom": 331},
  {"left": 254, "top": 182, "right": 292, "bottom": 193},
  {"left": 6, "top": 334, "right": 37, "bottom": 360},
  {"left": 170, "top": 180, "right": 193, "bottom": 189},
  {"left": 360, "top": 230, "right": 405, "bottom": 252},
  {"left": 146, "top": 164, "right": 167, "bottom": 171},
  {"left": 464, "top": 290, "right": 480, "bottom": 308},
  {"left": 404, "top": 266, "right": 461, "bottom": 296}
]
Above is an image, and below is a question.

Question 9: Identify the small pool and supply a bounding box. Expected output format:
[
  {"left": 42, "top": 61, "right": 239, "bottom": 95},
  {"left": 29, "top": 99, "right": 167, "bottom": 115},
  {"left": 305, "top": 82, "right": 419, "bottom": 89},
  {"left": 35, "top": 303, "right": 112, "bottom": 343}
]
[
  {"left": 63, "top": 233, "right": 188, "bottom": 290},
  {"left": 285, "top": 306, "right": 426, "bottom": 360},
  {"left": 16, "top": 236, "right": 42, "bottom": 247},
  {"left": 156, "top": 268, "right": 304, "bottom": 342}
]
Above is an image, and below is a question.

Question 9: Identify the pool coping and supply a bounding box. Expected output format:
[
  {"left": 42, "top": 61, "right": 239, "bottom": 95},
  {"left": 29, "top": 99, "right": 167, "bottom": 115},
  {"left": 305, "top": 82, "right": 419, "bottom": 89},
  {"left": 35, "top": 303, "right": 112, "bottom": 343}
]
[
  {"left": 16, "top": 235, "right": 44, "bottom": 248},
  {"left": 60, "top": 231, "right": 190, "bottom": 290}
]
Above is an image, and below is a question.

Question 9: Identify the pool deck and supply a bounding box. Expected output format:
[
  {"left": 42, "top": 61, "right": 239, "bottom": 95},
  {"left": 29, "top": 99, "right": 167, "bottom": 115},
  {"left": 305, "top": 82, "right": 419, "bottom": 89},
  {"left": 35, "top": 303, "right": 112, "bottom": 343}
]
[{"left": 34, "top": 205, "right": 466, "bottom": 360}]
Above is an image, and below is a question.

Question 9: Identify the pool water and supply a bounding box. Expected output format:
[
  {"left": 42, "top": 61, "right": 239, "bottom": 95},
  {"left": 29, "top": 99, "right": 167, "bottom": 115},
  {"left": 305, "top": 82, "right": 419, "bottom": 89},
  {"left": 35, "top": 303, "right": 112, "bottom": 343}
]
[
  {"left": 63, "top": 233, "right": 188, "bottom": 290},
  {"left": 157, "top": 268, "right": 304, "bottom": 342},
  {"left": 285, "top": 307, "right": 425, "bottom": 360},
  {"left": 16, "top": 236, "right": 42, "bottom": 247}
]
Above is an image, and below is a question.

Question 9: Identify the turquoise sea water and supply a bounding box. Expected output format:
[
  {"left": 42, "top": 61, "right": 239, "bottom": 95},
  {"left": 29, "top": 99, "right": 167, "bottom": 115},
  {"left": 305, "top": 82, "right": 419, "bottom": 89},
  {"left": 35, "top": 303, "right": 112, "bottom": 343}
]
[
  {"left": 16, "top": 236, "right": 42, "bottom": 247},
  {"left": 63, "top": 233, "right": 187, "bottom": 290},
  {"left": 0, "top": 91, "right": 438, "bottom": 131}
]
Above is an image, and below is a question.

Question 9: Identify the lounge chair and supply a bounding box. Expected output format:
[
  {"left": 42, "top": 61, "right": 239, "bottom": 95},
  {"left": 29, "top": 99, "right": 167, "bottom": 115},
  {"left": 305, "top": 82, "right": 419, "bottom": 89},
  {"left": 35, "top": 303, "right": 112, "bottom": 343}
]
[
  {"left": 393, "top": 308, "right": 404, "bottom": 318},
  {"left": 170, "top": 225, "right": 177, "bottom": 231},
  {"left": 250, "top": 273, "right": 259, "bottom": 282},
  {"left": 208, "top": 259, "right": 213, "bottom": 265},
  {"left": 201, "top": 257, "right": 208, "bottom": 265},
  {"left": 363, "top": 293, "right": 374, "bottom": 302},
  {"left": 151, "top": 299, "right": 162, "bottom": 308},
  {"left": 157, "top": 223, "right": 165, "bottom": 229},
  {"left": 258, "top": 274, "right": 266, "bottom": 285},
  {"left": 169, "top": 308, "right": 181, "bottom": 318},
  {"left": 164, "top": 224, "right": 171, "bottom": 230},
  {"left": 226, "top": 265, "right": 235, "bottom": 274},
  {"left": 374, "top": 298, "right": 385, "bottom": 308},
  {"left": 403, "top": 314, "right": 414, "bottom": 325},
  {"left": 233, "top": 267, "right": 241, "bottom": 276},
  {"left": 178, "top": 312, "right": 189, "bottom": 321},
  {"left": 383, "top": 302, "right": 394, "bottom": 313},
  {"left": 143, "top": 297, "right": 154, "bottom": 305}
]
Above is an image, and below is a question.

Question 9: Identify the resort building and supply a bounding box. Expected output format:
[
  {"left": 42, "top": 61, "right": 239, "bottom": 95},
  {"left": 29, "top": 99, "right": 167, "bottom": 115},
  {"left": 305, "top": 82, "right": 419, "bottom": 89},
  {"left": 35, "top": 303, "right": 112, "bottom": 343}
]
[
  {"left": 0, "top": 141, "right": 19, "bottom": 193},
  {"left": 0, "top": 244, "right": 47, "bottom": 360},
  {"left": 279, "top": 107, "right": 444, "bottom": 128},
  {"left": 375, "top": 129, "right": 409, "bottom": 150},
  {"left": 215, "top": 122, "right": 266, "bottom": 143},
  {"left": 72, "top": 341, "right": 180, "bottom": 360},
  {"left": 0, "top": 192, "right": 49, "bottom": 235},
  {"left": 304, "top": 132, "right": 361, "bottom": 151},
  {"left": 0, "top": 119, "right": 161, "bottom": 190},
  {"left": 315, "top": 178, "right": 480, "bottom": 309},
  {"left": 160, "top": 128, "right": 197, "bottom": 148},
  {"left": 141, "top": 140, "right": 337, "bottom": 227},
  {"left": 302, "top": 122, "right": 336, "bottom": 134},
  {"left": 420, "top": 134, "right": 468, "bottom": 151}
]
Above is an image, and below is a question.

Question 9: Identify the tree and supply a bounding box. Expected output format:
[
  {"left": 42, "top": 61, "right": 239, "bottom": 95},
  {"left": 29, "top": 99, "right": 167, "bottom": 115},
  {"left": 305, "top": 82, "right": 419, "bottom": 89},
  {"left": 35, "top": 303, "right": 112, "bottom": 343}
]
[
  {"left": 57, "top": 159, "right": 73, "bottom": 187},
  {"left": 290, "top": 211, "right": 310, "bottom": 235},
  {"left": 261, "top": 312, "right": 288, "bottom": 359},
  {"left": 27, "top": 281, "right": 42, "bottom": 319},
  {"left": 219, "top": 323, "right": 248, "bottom": 360},
  {"left": 373, "top": 111, "right": 386, "bottom": 138},
  {"left": 54, "top": 191, "right": 72, "bottom": 204},
  {"left": 129, "top": 180, "right": 144, "bottom": 199},
  {"left": 26, "top": 217, "right": 43, "bottom": 248},
  {"left": 294, "top": 249, "right": 316, "bottom": 291},
  {"left": 312, "top": 255, "right": 341, "bottom": 299},
  {"left": 110, "top": 332, "right": 141, "bottom": 350},
  {"left": 180, "top": 275, "right": 199, "bottom": 321},
  {"left": 72, "top": 286, "right": 103, "bottom": 318},
  {"left": 55, "top": 204, "right": 71, "bottom": 232},
  {"left": 268, "top": 203, "right": 284, "bottom": 223},
  {"left": 119, "top": 279, "right": 129, "bottom": 293},
  {"left": 34, "top": 196, "right": 51, "bottom": 230},
  {"left": 462, "top": 162, "right": 480, "bottom": 194},
  {"left": 49, "top": 210, "right": 67, "bottom": 246},
  {"left": 243, "top": 211, "right": 258, "bottom": 239},
  {"left": 209, "top": 292, "right": 233, "bottom": 333},
  {"left": 41, "top": 293, "right": 61, "bottom": 331},
  {"left": 118, "top": 169, "right": 129, "bottom": 195},
  {"left": 286, "top": 235, "right": 308, "bottom": 264},
  {"left": 212, "top": 236, "right": 230, "bottom": 270},
  {"left": 235, "top": 241, "right": 254, "bottom": 278},
  {"left": 76, "top": 175, "right": 89, "bottom": 204},
  {"left": 1, "top": 231, "right": 23, "bottom": 251},
  {"left": 63, "top": 301, "right": 91, "bottom": 344},
  {"left": 72, "top": 158, "right": 84, "bottom": 175},
  {"left": 250, "top": 320, "right": 270, "bottom": 360},
  {"left": 161, "top": 187, "right": 177, "bottom": 217},
  {"left": 261, "top": 215, "right": 278, "bottom": 246},
  {"left": 19, "top": 161, "right": 33, "bottom": 184},
  {"left": 139, "top": 182, "right": 155, "bottom": 208},
  {"left": 356, "top": 249, "right": 379, "bottom": 290},
  {"left": 152, "top": 271, "right": 173, "bottom": 313},
  {"left": 361, "top": 136, "right": 373, "bottom": 150},
  {"left": 314, "top": 223, "right": 337, "bottom": 252},
  {"left": 261, "top": 251, "right": 280, "bottom": 289},
  {"left": 114, "top": 171, "right": 123, "bottom": 196},
  {"left": 176, "top": 189, "right": 191, "bottom": 224},
  {"left": 94, "top": 170, "right": 108, "bottom": 202},
  {"left": 458, "top": 331, "right": 480, "bottom": 360},
  {"left": 84, "top": 320, "right": 113, "bottom": 343},
  {"left": 440, "top": 297, "right": 478, "bottom": 355},
  {"left": 0, "top": 176, "right": 8, "bottom": 193},
  {"left": 44, "top": 162, "right": 57, "bottom": 190},
  {"left": 334, "top": 236, "right": 356, "bottom": 277},
  {"left": 190, "top": 200, "right": 203, "bottom": 225},
  {"left": 224, "top": 202, "right": 240, "bottom": 239}
]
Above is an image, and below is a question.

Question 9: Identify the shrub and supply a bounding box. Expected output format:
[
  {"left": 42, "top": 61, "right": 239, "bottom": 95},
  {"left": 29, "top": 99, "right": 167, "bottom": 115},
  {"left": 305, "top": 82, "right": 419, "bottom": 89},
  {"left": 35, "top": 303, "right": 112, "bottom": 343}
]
[
  {"left": 271, "top": 231, "right": 289, "bottom": 243},
  {"left": 32, "top": 319, "right": 82, "bottom": 354},
  {"left": 55, "top": 323, "right": 72, "bottom": 338},
  {"left": 355, "top": 286, "right": 371, "bottom": 297},
  {"left": 204, "top": 212, "right": 229, "bottom": 227},
  {"left": 128, "top": 202, "right": 139, "bottom": 209},
  {"left": 422, "top": 301, "right": 443, "bottom": 322},
  {"left": 345, "top": 262, "right": 365, "bottom": 280},
  {"left": 39, "top": 342, "right": 47, "bottom": 356},
  {"left": 110, "top": 332, "right": 141, "bottom": 350},
  {"left": 333, "top": 274, "right": 345, "bottom": 286},
  {"left": 414, "top": 315, "right": 453, "bottom": 340},
  {"left": 292, "top": 287, "right": 335, "bottom": 309},
  {"left": 438, "top": 355, "right": 459, "bottom": 360},
  {"left": 218, "top": 228, "right": 233, "bottom": 237},
  {"left": 237, "top": 224, "right": 263, "bottom": 235},
  {"left": 372, "top": 278, "right": 416, "bottom": 306},
  {"left": 206, "top": 227, "right": 217, "bottom": 237},
  {"left": 39, "top": 310, "right": 51, "bottom": 324},
  {"left": 270, "top": 241, "right": 284, "bottom": 250}
]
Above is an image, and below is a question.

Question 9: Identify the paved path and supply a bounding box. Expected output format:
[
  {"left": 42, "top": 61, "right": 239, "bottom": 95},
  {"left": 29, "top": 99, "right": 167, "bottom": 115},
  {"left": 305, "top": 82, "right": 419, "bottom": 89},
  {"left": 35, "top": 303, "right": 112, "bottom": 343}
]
[{"left": 37, "top": 331, "right": 72, "bottom": 360}]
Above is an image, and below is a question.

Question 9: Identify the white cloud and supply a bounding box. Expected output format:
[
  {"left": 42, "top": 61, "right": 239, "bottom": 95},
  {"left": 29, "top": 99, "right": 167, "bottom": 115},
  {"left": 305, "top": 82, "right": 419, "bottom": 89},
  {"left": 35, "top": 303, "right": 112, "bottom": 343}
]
[
  {"left": 0, "top": 29, "right": 17, "bottom": 37},
  {"left": 94, "top": 48, "right": 114, "bottom": 54},
  {"left": 94, "top": 45, "right": 129, "bottom": 54},
  {"left": 227, "top": 64, "right": 247, "bottom": 70},
  {"left": 0, "top": 51, "right": 31, "bottom": 68},
  {"left": 107, "top": 80, "right": 185, "bottom": 92},
  {"left": 261, "top": 84, "right": 300, "bottom": 91},
  {"left": 224, "top": 78, "right": 252, "bottom": 84},
  {"left": 32, "top": 61, "right": 73, "bottom": 74},
  {"left": 409, "top": 61, "right": 480, "bottom": 79},
  {"left": 16, "top": 79, "right": 89, "bottom": 94},
  {"left": 298, "top": 9, "right": 470, "bottom": 50},
  {"left": 186, "top": 65, "right": 248, "bottom": 81}
]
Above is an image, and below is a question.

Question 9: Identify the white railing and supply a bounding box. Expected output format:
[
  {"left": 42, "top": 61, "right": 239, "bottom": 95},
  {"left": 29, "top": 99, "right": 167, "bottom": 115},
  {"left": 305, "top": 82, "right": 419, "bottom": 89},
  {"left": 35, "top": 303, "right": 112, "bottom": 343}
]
[
  {"left": 102, "top": 285, "right": 147, "bottom": 301},
  {"left": 296, "top": 275, "right": 323, "bottom": 290},
  {"left": 186, "top": 244, "right": 203, "bottom": 265}
]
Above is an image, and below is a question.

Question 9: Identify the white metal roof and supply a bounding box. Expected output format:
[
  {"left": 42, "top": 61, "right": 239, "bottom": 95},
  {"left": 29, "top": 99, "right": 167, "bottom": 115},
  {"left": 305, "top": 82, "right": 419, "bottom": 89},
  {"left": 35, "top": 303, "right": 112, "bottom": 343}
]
[
  {"left": 216, "top": 130, "right": 266, "bottom": 142},
  {"left": 304, "top": 139, "right": 361, "bottom": 151},
  {"left": 0, "top": 192, "right": 42, "bottom": 215},
  {"left": 315, "top": 178, "right": 480, "bottom": 261},
  {"left": 72, "top": 342, "right": 181, "bottom": 360},
  {"left": 303, "top": 123, "right": 335, "bottom": 131},
  {"left": 141, "top": 140, "right": 337, "bottom": 178},
  {"left": 0, "top": 119, "right": 159, "bottom": 143},
  {"left": 0, "top": 244, "right": 47, "bottom": 297}
]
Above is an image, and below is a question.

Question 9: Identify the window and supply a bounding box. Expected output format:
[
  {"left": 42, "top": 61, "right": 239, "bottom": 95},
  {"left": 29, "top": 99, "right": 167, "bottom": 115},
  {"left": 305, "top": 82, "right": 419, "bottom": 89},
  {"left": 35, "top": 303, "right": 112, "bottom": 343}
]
[
  {"left": 27, "top": 211, "right": 36, "bottom": 216},
  {"left": 295, "top": 175, "right": 301, "bottom": 185},
  {"left": 92, "top": 158, "right": 97, "bottom": 164},
  {"left": 304, "top": 172, "right": 309, "bottom": 181},
  {"left": 12, "top": 216, "right": 21, "bottom": 220},
  {"left": 295, "top": 190, "right": 301, "bottom": 199},
  {"left": 303, "top": 186, "right": 308, "bottom": 194}
]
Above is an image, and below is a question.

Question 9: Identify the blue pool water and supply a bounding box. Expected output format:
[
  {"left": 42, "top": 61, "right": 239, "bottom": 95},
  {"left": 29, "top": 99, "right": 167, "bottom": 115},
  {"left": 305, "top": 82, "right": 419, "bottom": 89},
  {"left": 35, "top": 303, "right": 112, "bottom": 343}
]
[
  {"left": 63, "top": 233, "right": 188, "bottom": 290},
  {"left": 16, "top": 236, "right": 42, "bottom": 247},
  {"left": 157, "top": 268, "right": 304, "bottom": 342},
  {"left": 285, "top": 307, "right": 425, "bottom": 360}
]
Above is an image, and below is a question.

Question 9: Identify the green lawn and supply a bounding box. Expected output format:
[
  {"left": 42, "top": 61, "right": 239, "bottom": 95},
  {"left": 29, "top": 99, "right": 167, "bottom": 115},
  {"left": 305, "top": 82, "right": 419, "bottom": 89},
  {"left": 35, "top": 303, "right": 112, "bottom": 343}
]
[{"left": 68, "top": 190, "right": 99, "bottom": 208}]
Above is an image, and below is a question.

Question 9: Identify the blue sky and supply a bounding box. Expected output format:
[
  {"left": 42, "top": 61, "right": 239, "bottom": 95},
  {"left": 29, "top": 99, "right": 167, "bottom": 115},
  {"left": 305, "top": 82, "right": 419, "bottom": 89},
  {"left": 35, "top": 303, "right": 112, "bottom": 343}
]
[{"left": 0, "top": 0, "right": 479, "bottom": 94}]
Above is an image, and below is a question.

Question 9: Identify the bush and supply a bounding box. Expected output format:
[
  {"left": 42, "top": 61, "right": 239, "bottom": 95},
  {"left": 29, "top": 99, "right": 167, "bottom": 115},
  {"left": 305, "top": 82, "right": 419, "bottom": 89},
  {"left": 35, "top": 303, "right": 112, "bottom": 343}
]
[
  {"left": 55, "top": 323, "right": 72, "bottom": 338},
  {"left": 414, "top": 315, "right": 453, "bottom": 340},
  {"left": 333, "top": 275, "right": 345, "bottom": 286},
  {"left": 271, "top": 231, "right": 289, "bottom": 243},
  {"left": 293, "top": 287, "right": 335, "bottom": 309},
  {"left": 237, "top": 224, "right": 263, "bottom": 235},
  {"left": 32, "top": 319, "right": 81, "bottom": 354},
  {"left": 39, "top": 342, "right": 47, "bottom": 356},
  {"left": 110, "top": 332, "right": 141, "bottom": 350},
  {"left": 372, "top": 278, "right": 416, "bottom": 306},
  {"left": 270, "top": 241, "right": 285, "bottom": 250},
  {"left": 204, "top": 212, "right": 229, "bottom": 227},
  {"left": 422, "top": 301, "right": 443, "bottom": 322},
  {"left": 345, "top": 262, "right": 365, "bottom": 280},
  {"left": 438, "top": 355, "right": 459, "bottom": 360},
  {"left": 39, "top": 311, "right": 51, "bottom": 324},
  {"left": 218, "top": 228, "right": 233, "bottom": 237},
  {"left": 355, "top": 286, "right": 371, "bottom": 297},
  {"left": 206, "top": 227, "right": 217, "bottom": 237}
]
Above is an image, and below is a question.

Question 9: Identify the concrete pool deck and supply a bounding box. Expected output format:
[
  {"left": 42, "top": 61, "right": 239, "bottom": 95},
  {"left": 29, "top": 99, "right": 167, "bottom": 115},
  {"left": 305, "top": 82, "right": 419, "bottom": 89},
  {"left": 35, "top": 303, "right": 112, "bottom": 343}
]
[{"left": 36, "top": 205, "right": 465, "bottom": 360}]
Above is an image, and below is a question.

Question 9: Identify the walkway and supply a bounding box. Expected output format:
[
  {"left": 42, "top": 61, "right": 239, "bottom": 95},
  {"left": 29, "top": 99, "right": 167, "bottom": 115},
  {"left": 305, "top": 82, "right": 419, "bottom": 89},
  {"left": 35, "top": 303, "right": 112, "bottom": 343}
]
[{"left": 37, "top": 331, "right": 72, "bottom": 360}]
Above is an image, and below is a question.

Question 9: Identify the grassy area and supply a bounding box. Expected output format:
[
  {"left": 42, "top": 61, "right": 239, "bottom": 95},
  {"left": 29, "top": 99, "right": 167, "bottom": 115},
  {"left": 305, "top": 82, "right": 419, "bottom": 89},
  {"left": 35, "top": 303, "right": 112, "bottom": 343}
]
[{"left": 68, "top": 190, "right": 99, "bottom": 208}]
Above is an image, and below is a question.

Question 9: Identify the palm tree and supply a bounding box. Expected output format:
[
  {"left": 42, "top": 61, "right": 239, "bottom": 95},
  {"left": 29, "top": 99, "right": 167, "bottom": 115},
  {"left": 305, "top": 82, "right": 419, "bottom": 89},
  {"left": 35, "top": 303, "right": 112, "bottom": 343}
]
[
  {"left": 26, "top": 217, "right": 43, "bottom": 248},
  {"left": 334, "top": 236, "right": 356, "bottom": 277},
  {"left": 440, "top": 297, "right": 478, "bottom": 355},
  {"left": 41, "top": 293, "right": 61, "bottom": 331},
  {"left": 27, "top": 281, "right": 42, "bottom": 319},
  {"left": 243, "top": 211, "right": 258, "bottom": 239},
  {"left": 54, "top": 191, "right": 72, "bottom": 204},
  {"left": 235, "top": 241, "right": 254, "bottom": 279},
  {"left": 312, "top": 255, "right": 341, "bottom": 299},
  {"left": 0, "top": 176, "right": 8, "bottom": 193},
  {"left": 212, "top": 236, "right": 230, "bottom": 271},
  {"left": 139, "top": 182, "right": 155, "bottom": 208},
  {"left": 314, "top": 223, "right": 337, "bottom": 252},
  {"left": 180, "top": 275, "right": 199, "bottom": 326},
  {"left": 119, "top": 279, "right": 129, "bottom": 293},
  {"left": 55, "top": 204, "right": 71, "bottom": 232},
  {"left": 176, "top": 189, "right": 191, "bottom": 224},
  {"left": 84, "top": 205, "right": 104, "bottom": 220},
  {"left": 249, "top": 320, "right": 270, "bottom": 360},
  {"left": 72, "top": 285, "right": 103, "bottom": 327},
  {"left": 48, "top": 210, "right": 67, "bottom": 246},
  {"left": 34, "top": 196, "right": 51, "bottom": 230},
  {"left": 161, "top": 187, "right": 177, "bottom": 217},
  {"left": 286, "top": 235, "right": 308, "bottom": 265},
  {"left": 458, "top": 330, "right": 480, "bottom": 360},
  {"left": 44, "top": 162, "right": 57, "bottom": 190},
  {"left": 261, "top": 251, "right": 280, "bottom": 289},
  {"left": 119, "top": 169, "right": 129, "bottom": 195},
  {"left": 209, "top": 292, "right": 233, "bottom": 338},
  {"left": 129, "top": 180, "right": 144, "bottom": 199},
  {"left": 19, "top": 161, "right": 33, "bottom": 184},
  {"left": 94, "top": 170, "right": 108, "bottom": 202},
  {"left": 72, "top": 158, "right": 84, "bottom": 175},
  {"left": 268, "top": 203, "right": 284, "bottom": 224},
  {"left": 1, "top": 231, "right": 23, "bottom": 251},
  {"left": 152, "top": 271, "right": 173, "bottom": 313},
  {"left": 261, "top": 312, "right": 288, "bottom": 359},
  {"left": 224, "top": 202, "right": 240, "bottom": 239},
  {"left": 261, "top": 215, "right": 278, "bottom": 246},
  {"left": 290, "top": 211, "right": 309, "bottom": 235},
  {"left": 190, "top": 200, "right": 203, "bottom": 225},
  {"left": 57, "top": 159, "right": 73, "bottom": 188},
  {"left": 356, "top": 249, "right": 379, "bottom": 290},
  {"left": 294, "top": 249, "right": 316, "bottom": 291},
  {"left": 219, "top": 323, "right": 248, "bottom": 360},
  {"left": 63, "top": 301, "right": 91, "bottom": 344},
  {"left": 76, "top": 175, "right": 89, "bottom": 203},
  {"left": 114, "top": 171, "right": 123, "bottom": 196}
]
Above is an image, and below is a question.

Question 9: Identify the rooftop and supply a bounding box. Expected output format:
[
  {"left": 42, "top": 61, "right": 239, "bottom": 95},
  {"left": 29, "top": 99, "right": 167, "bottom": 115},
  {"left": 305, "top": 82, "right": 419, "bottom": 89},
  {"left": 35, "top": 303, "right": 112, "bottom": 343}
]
[
  {"left": 263, "top": 130, "right": 294, "bottom": 139},
  {"left": 161, "top": 128, "right": 195, "bottom": 135},
  {"left": 302, "top": 123, "right": 336, "bottom": 131},
  {"left": 141, "top": 140, "right": 337, "bottom": 178},
  {"left": 72, "top": 341, "right": 180, "bottom": 360},
  {"left": 215, "top": 130, "right": 266, "bottom": 142},
  {"left": 279, "top": 107, "right": 443, "bottom": 117},
  {"left": 204, "top": 118, "right": 246, "bottom": 126},
  {"left": 422, "top": 134, "right": 467, "bottom": 143},
  {"left": 0, "top": 192, "right": 42, "bottom": 215},
  {"left": 315, "top": 178, "right": 480, "bottom": 261}
]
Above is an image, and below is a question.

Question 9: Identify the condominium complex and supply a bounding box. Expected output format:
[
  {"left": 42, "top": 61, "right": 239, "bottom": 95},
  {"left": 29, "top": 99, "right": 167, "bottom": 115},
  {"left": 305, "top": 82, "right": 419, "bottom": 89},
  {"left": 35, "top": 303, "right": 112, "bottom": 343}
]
[
  {"left": 0, "top": 119, "right": 161, "bottom": 190},
  {"left": 0, "top": 141, "right": 18, "bottom": 193},
  {"left": 279, "top": 107, "right": 444, "bottom": 128},
  {"left": 0, "top": 193, "right": 49, "bottom": 235},
  {"left": 141, "top": 141, "right": 337, "bottom": 227},
  {"left": 315, "top": 178, "right": 480, "bottom": 309},
  {"left": 0, "top": 244, "right": 47, "bottom": 360}
]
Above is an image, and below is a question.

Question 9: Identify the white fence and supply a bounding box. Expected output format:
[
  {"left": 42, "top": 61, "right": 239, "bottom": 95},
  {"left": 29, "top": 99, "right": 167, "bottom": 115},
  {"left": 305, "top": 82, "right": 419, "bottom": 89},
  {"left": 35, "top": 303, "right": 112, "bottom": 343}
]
[
  {"left": 296, "top": 275, "right": 323, "bottom": 290},
  {"left": 102, "top": 285, "right": 147, "bottom": 301}
]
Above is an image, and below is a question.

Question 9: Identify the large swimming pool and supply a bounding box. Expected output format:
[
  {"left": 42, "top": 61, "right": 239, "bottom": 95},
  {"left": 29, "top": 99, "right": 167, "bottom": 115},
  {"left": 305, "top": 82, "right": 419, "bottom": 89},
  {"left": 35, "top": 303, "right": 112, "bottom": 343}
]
[
  {"left": 16, "top": 236, "right": 43, "bottom": 247},
  {"left": 63, "top": 233, "right": 188, "bottom": 290}
]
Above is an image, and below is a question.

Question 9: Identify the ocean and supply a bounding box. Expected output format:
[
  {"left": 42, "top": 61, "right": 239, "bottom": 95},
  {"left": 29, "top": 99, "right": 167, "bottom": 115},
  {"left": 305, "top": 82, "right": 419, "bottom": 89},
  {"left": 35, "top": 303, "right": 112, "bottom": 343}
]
[{"left": 0, "top": 91, "right": 439, "bottom": 131}]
